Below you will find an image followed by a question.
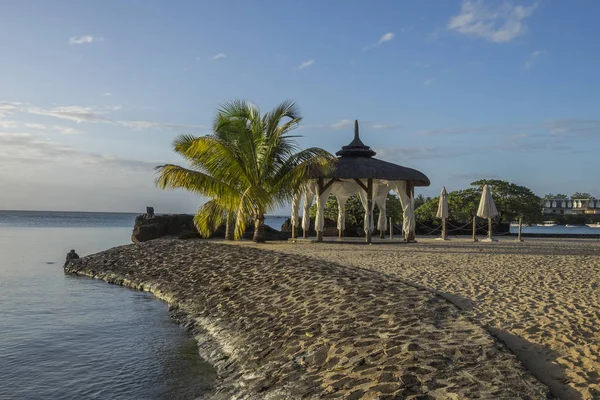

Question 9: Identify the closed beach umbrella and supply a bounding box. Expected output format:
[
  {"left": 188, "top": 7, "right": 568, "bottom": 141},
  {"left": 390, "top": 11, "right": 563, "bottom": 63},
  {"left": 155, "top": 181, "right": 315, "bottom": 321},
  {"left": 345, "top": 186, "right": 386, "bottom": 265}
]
[
  {"left": 477, "top": 184, "right": 498, "bottom": 241},
  {"left": 436, "top": 186, "right": 449, "bottom": 240}
]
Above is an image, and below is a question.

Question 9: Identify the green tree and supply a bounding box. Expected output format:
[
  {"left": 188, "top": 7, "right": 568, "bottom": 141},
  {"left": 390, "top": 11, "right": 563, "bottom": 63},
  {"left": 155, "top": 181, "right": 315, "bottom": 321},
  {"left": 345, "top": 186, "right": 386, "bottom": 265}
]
[
  {"left": 470, "top": 179, "right": 542, "bottom": 223},
  {"left": 416, "top": 188, "right": 479, "bottom": 223},
  {"left": 571, "top": 192, "right": 592, "bottom": 199},
  {"left": 414, "top": 194, "right": 431, "bottom": 210},
  {"left": 544, "top": 193, "right": 568, "bottom": 200},
  {"left": 156, "top": 100, "right": 335, "bottom": 242},
  {"left": 416, "top": 179, "right": 542, "bottom": 224}
]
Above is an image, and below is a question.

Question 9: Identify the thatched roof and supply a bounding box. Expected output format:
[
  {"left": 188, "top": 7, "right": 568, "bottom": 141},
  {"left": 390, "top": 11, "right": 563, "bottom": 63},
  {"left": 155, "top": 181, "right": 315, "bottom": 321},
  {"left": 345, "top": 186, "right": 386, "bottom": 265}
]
[{"left": 313, "top": 121, "right": 430, "bottom": 187}]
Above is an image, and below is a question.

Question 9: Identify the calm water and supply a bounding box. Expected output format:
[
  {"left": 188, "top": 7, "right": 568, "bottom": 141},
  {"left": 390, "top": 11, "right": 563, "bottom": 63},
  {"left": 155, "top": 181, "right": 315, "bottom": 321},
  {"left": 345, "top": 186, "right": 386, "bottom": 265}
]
[
  {"left": 509, "top": 225, "right": 600, "bottom": 235},
  {"left": 0, "top": 211, "right": 215, "bottom": 400}
]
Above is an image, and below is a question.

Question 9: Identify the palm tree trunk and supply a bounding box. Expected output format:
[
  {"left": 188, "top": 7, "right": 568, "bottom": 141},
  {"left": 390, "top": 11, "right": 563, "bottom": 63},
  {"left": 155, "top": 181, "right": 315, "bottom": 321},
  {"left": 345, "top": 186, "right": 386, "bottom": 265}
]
[
  {"left": 225, "top": 212, "right": 235, "bottom": 241},
  {"left": 253, "top": 213, "right": 266, "bottom": 243}
]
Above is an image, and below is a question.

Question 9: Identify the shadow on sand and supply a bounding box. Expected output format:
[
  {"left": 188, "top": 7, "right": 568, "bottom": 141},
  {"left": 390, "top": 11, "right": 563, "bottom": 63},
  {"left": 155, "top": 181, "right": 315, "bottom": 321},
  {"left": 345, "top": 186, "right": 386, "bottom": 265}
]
[{"left": 439, "top": 291, "right": 583, "bottom": 400}]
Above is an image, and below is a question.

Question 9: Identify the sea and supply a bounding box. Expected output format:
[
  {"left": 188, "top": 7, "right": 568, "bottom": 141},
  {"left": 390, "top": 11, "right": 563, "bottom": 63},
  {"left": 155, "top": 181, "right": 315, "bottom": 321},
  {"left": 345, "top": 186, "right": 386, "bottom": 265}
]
[
  {"left": 0, "top": 211, "right": 217, "bottom": 400},
  {"left": 3, "top": 211, "right": 586, "bottom": 399}
]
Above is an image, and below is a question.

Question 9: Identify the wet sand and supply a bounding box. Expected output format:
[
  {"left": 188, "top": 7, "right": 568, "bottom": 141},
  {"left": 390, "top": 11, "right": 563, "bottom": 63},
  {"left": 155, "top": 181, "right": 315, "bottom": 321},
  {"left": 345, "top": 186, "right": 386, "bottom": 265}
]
[
  {"left": 249, "top": 237, "right": 600, "bottom": 399},
  {"left": 65, "top": 239, "right": 547, "bottom": 399}
]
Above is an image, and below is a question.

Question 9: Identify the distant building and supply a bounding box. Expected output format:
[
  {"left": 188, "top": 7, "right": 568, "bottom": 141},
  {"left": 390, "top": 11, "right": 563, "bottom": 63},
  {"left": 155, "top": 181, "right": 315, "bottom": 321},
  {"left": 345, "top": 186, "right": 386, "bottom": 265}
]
[{"left": 543, "top": 198, "right": 600, "bottom": 215}]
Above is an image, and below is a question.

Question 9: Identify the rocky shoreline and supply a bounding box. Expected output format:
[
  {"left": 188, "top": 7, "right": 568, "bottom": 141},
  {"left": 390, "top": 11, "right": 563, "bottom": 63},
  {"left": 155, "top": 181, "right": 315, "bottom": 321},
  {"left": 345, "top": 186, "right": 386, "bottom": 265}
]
[{"left": 64, "top": 239, "right": 548, "bottom": 399}]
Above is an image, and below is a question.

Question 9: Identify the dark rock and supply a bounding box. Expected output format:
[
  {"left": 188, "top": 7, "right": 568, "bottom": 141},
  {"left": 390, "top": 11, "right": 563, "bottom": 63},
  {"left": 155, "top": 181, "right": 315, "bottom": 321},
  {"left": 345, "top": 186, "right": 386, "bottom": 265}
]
[
  {"left": 65, "top": 249, "right": 79, "bottom": 261},
  {"left": 131, "top": 214, "right": 200, "bottom": 242},
  {"left": 131, "top": 214, "right": 291, "bottom": 242},
  {"left": 146, "top": 206, "right": 154, "bottom": 217},
  {"left": 242, "top": 225, "right": 290, "bottom": 241}
]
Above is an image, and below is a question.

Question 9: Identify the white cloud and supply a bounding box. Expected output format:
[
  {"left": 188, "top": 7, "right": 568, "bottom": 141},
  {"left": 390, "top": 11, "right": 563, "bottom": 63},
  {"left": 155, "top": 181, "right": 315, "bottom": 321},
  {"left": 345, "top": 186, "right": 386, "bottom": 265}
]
[
  {"left": 330, "top": 119, "right": 353, "bottom": 130},
  {"left": 211, "top": 53, "right": 226, "bottom": 60},
  {"left": 0, "top": 133, "right": 157, "bottom": 171},
  {"left": 448, "top": 1, "right": 537, "bottom": 43},
  {"left": 302, "top": 120, "right": 399, "bottom": 131},
  {"left": 27, "top": 105, "right": 115, "bottom": 123},
  {"left": 69, "top": 35, "right": 103, "bottom": 45},
  {"left": 24, "top": 123, "right": 84, "bottom": 135},
  {"left": 102, "top": 92, "right": 113, "bottom": 96},
  {"left": 378, "top": 32, "right": 395, "bottom": 44},
  {"left": 0, "top": 120, "right": 18, "bottom": 128},
  {"left": 424, "top": 78, "right": 436, "bottom": 85},
  {"left": 0, "top": 102, "right": 20, "bottom": 118},
  {"left": 298, "top": 59, "right": 314, "bottom": 69},
  {"left": 524, "top": 50, "right": 546, "bottom": 69},
  {"left": 2, "top": 100, "right": 204, "bottom": 131},
  {"left": 546, "top": 119, "right": 600, "bottom": 137},
  {"left": 370, "top": 123, "right": 400, "bottom": 130}
]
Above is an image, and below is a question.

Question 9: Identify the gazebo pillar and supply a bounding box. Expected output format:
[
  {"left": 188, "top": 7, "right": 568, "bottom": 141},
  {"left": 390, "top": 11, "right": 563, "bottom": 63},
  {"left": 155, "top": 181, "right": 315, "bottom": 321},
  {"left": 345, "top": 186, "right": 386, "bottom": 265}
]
[
  {"left": 316, "top": 178, "right": 324, "bottom": 242},
  {"left": 406, "top": 181, "right": 415, "bottom": 242},
  {"left": 337, "top": 196, "right": 345, "bottom": 239},
  {"left": 366, "top": 178, "right": 373, "bottom": 244}
]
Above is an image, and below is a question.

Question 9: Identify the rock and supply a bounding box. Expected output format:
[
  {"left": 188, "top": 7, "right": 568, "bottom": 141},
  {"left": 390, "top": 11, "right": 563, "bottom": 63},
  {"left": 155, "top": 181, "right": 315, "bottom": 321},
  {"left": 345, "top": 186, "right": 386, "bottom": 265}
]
[
  {"left": 146, "top": 206, "right": 154, "bottom": 217},
  {"left": 242, "top": 225, "right": 290, "bottom": 241},
  {"left": 131, "top": 214, "right": 290, "bottom": 242},
  {"left": 131, "top": 214, "right": 200, "bottom": 242},
  {"left": 66, "top": 249, "right": 79, "bottom": 261},
  {"left": 63, "top": 249, "right": 80, "bottom": 267}
]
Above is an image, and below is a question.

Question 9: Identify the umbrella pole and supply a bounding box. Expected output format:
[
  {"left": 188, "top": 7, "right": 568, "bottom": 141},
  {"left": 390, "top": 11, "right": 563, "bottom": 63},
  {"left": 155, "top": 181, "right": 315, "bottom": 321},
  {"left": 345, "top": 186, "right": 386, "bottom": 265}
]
[
  {"left": 517, "top": 217, "right": 523, "bottom": 242},
  {"left": 488, "top": 217, "right": 492, "bottom": 240},
  {"left": 442, "top": 218, "right": 447, "bottom": 240},
  {"left": 292, "top": 224, "right": 296, "bottom": 240},
  {"left": 389, "top": 217, "right": 393, "bottom": 240},
  {"left": 472, "top": 216, "right": 478, "bottom": 242}
]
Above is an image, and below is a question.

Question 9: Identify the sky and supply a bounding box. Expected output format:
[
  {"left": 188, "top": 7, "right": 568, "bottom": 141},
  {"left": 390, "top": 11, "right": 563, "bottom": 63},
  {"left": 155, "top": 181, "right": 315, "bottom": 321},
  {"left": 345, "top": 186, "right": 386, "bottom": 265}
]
[{"left": 1, "top": 0, "right": 600, "bottom": 213}]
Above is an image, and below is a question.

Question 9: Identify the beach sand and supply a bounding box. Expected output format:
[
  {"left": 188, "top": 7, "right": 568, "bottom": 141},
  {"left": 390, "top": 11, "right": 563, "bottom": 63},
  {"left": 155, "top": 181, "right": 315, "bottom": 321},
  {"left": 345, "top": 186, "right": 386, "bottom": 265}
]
[
  {"left": 65, "top": 239, "right": 547, "bottom": 399},
  {"left": 246, "top": 237, "right": 600, "bottom": 399}
]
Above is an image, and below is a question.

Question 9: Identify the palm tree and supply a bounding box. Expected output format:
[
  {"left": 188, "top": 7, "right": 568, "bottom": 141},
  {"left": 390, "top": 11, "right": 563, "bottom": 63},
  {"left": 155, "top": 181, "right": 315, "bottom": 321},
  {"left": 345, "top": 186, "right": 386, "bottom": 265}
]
[{"left": 156, "top": 100, "right": 334, "bottom": 243}]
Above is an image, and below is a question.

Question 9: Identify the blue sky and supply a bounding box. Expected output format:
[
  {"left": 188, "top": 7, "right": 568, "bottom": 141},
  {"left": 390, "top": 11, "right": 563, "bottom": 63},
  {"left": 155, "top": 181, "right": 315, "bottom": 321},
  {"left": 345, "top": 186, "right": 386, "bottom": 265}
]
[{"left": 1, "top": 0, "right": 599, "bottom": 213}]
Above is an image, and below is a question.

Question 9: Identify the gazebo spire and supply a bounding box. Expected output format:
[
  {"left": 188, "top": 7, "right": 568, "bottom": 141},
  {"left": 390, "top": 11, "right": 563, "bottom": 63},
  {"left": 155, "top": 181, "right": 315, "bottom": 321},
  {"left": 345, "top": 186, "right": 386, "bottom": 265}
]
[{"left": 336, "top": 119, "right": 377, "bottom": 157}]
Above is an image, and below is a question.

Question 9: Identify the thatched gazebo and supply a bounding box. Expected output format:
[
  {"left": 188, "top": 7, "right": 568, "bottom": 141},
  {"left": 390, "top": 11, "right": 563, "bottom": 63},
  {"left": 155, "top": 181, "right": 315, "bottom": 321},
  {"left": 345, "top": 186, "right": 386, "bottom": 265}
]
[{"left": 290, "top": 120, "right": 430, "bottom": 244}]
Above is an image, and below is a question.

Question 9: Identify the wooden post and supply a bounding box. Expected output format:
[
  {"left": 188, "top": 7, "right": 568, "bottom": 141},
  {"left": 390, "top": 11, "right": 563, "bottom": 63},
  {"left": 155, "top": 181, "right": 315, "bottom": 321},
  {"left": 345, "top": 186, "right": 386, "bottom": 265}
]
[
  {"left": 316, "top": 178, "right": 323, "bottom": 242},
  {"left": 488, "top": 217, "right": 492, "bottom": 241},
  {"left": 389, "top": 216, "right": 393, "bottom": 240},
  {"left": 338, "top": 197, "right": 344, "bottom": 239},
  {"left": 517, "top": 217, "right": 523, "bottom": 241},
  {"left": 366, "top": 178, "right": 373, "bottom": 244},
  {"left": 472, "top": 216, "right": 478, "bottom": 242}
]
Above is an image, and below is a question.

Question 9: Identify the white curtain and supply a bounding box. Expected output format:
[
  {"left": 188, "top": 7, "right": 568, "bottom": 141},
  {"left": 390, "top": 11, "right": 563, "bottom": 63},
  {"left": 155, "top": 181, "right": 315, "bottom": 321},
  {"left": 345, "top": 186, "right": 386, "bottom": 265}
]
[
  {"left": 357, "top": 181, "right": 375, "bottom": 234},
  {"left": 374, "top": 185, "right": 389, "bottom": 232},
  {"left": 301, "top": 183, "right": 316, "bottom": 232},
  {"left": 290, "top": 192, "right": 301, "bottom": 228},
  {"left": 389, "top": 180, "right": 415, "bottom": 238},
  {"left": 335, "top": 195, "right": 349, "bottom": 230},
  {"left": 315, "top": 185, "right": 334, "bottom": 232},
  {"left": 329, "top": 181, "right": 359, "bottom": 231}
]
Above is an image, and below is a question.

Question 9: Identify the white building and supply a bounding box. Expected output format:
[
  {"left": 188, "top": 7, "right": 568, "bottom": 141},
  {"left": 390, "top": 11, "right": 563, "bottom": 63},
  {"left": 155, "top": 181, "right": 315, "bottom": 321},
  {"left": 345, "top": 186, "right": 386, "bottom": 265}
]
[{"left": 543, "top": 198, "right": 600, "bottom": 215}]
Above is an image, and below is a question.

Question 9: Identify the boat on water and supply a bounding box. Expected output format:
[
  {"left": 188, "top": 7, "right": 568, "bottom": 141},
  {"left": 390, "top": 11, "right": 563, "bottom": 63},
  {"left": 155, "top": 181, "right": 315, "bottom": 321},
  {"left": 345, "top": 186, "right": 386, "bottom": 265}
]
[
  {"left": 565, "top": 224, "right": 583, "bottom": 228},
  {"left": 536, "top": 221, "right": 557, "bottom": 227},
  {"left": 586, "top": 223, "right": 600, "bottom": 228}
]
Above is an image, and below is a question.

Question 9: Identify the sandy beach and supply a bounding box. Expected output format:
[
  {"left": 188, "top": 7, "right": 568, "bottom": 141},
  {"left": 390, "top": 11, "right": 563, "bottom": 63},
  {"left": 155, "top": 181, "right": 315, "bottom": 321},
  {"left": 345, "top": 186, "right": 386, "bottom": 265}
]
[
  {"left": 65, "top": 239, "right": 547, "bottom": 399},
  {"left": 243, "top": 237, "right": 600, "bottom": 399}
]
